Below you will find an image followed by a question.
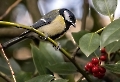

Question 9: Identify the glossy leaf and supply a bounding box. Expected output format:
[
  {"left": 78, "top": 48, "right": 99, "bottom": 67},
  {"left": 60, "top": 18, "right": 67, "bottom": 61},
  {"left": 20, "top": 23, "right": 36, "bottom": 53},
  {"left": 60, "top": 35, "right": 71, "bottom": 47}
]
[
  {"left": 100, "top": 19, "right": 120, "bottom": 48},
  {"left": 26, "top": 75, "right": 54, "bottom": 82},
  {"left": 63, "top": 40, "right": 76, "bottom": 51},
  {"left": 16, "top": 71, "right": 32, "bottom": 82},
  {"left": 31, "top": 45, "right": 48, "bottom": 74},
  {"left": 47, "top": 62, "right": 77, "bottom": 75},
  {"left": 0, "top": 57, "right": 21, "bottom": 75},
  {"left": 113, "top": 78, "right": 120, "bottom": 82},
  {"left": 0, "top": 65, "right": 11, "bottom": 75},
  {"left": 39, "top": 42, "right": 64, "bottom": 63},
  {"left": 105, "top": 40, "right": 120, "bottom": 55},
  {"left": 105, "top": 61, "right": 120, "bottom": 74},
  {"left": 79, "top": 33, "right": 100, "bottom": 57},
  {"left": 51, "top": 79, "right": 68, "bottom": 82},
  {"left": 92, "top": 0, "right": 117, "bottom": 15},
  {"left": 72, "top": 31, "right": 88, "bottom": 44},
  {"left": 31, "top": 42, "right": 64, "bottom": 75}
]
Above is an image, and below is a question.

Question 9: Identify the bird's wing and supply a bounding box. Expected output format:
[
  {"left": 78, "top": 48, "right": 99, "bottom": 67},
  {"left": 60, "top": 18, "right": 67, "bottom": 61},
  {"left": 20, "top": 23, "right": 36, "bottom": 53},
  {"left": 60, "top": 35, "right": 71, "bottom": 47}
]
[
  {"left": 19, "top": 17, "right": 53, "bottom": 37},
  {"left": 20, "top": 10, "right": 59, "bottom": 37}
]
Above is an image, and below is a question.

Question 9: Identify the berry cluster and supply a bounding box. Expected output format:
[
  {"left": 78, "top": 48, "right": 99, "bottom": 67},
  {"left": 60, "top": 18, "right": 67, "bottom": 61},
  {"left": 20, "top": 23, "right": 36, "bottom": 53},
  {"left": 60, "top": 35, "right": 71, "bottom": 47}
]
[{"left": 84, "top": 48, "right": 107, "bottom": 79}]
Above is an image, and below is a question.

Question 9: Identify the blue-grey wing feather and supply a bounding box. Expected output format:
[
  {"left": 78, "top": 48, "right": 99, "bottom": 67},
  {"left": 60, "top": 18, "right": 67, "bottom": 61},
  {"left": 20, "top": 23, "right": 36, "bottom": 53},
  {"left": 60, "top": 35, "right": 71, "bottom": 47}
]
[
  {"left": 19, "top": 9, "right": 59, "bottom": 37},
  {"left": 19, "top": 18, "right": 52, "bottom": 37}
]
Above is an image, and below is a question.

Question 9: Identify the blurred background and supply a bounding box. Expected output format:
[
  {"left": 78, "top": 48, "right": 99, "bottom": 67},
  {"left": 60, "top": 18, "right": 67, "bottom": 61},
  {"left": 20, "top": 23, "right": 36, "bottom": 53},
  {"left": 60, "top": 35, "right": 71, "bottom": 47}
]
[{"left": 0, "top": 0, "right": 120, "bottom": 82}]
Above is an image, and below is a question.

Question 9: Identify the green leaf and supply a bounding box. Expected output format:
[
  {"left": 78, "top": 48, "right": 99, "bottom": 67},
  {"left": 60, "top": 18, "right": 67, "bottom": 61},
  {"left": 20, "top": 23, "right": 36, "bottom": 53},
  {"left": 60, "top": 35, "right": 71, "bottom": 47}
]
[
  {"left": 100, "top": 19, "right": 120, "bottom": 48},
  {"left": 105, "top": 61, "right": 120, "bottom": 74},
  {"left": 16, "top": 71, "right": 32, "bottom": 82},
  {"left": 79, "top": 33, "right": 100, "bottom": 57},
  {"left": 31, "top": 42, "right": 64, "bottom": 75},
  {"left": 31, "top": 45, "right": 48, "bottom": 74},
  {"left": 26, "top": 75, "right": 54, "bottom": 82},
  {"left": 63, "top": 40, "right": 76, "bottom": 51},
  {"left": 39, "top": 42, "right": 64, "bottom": 63},
  {"left": 47, "top": 62, "right": 77, "bottom": 75},
  {"left": 0, "top": 65, "right": 11, "bottom": 75},
  {"left": 0, "top": 57, "right": 21, "bottom": 75},
  {"left": 105, "top": 40, "right": 120, "bottom": 55},
  {"left": 92, "top": 0, "right": 117, "bottom": 15},
  {"left": 113, "top": 78, "right": 120, "bottom": 82},
  {"left": 116, "top": 61, "right": 120, "bottom": 64},
  {"left": 72, "top": 31, "right": 88, "bottom": 44},
  {"left": 51, "top": 79, "right": 68, "bottom": 82}
]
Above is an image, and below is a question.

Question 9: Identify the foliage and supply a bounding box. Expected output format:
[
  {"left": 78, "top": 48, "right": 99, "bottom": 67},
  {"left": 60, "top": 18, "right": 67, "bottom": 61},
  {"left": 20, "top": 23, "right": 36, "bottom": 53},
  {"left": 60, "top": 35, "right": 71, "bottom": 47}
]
[{"left": 0, "top": 0, "right": 120, "bottom": 82}]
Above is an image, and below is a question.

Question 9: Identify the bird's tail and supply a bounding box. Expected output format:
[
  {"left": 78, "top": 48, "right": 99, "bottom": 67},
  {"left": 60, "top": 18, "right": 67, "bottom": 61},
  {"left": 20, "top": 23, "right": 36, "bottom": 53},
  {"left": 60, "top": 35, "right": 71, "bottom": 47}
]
[{"left": 2, "top": 35, "right": 27, "bottom": 49}]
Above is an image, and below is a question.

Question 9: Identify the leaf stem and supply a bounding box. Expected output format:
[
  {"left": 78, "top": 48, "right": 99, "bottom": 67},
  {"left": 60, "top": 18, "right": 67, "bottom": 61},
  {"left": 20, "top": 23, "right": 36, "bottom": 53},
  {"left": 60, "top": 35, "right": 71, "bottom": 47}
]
[
  {"left": 0, "top": 21, "right": 92, "bottom": 82},
  {"left": 94, "top": 52, "right": 99, "bottom": 58},
  {"left": 95, "top": 27, "right": 106, "bottom": 34},
  {"left": 0, "top": 44, "right": 16, "bottom": 82},
  {"left": 0, "top": 71, "right": 12, "bottom": 82},
  {"left": 104, "top": 0, "right": 112, "bottom": 22}
]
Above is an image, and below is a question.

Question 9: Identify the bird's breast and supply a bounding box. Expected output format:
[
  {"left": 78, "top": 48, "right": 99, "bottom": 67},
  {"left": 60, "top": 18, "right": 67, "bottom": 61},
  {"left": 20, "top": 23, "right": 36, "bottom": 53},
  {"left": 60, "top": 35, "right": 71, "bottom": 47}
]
[{"left": 38, "top": 15, "right": 66, "bottom": 38}]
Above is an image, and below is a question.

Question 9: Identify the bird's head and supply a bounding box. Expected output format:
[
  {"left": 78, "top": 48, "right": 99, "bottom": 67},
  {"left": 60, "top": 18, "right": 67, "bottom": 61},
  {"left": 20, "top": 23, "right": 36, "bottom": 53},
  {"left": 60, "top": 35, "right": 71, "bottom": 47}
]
[{"left": 59, "top": 8, "right": 76, "bottom": 28}]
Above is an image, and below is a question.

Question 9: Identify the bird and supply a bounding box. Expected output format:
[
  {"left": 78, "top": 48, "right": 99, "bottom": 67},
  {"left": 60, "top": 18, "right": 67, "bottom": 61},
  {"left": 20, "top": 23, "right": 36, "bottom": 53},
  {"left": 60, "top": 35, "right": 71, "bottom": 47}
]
[{"left": 2, "top": 8, "right": 76, "bottom": 49}]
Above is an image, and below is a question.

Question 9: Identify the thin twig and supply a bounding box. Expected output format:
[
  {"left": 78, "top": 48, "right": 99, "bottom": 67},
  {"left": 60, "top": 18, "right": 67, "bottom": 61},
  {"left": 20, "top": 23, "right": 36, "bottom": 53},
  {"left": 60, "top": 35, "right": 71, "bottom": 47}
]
[
  {"left": 0, "top": 72, "right": 12, "bottom": 82},
  {"left": 77, "top": 75, "right": 84, "bottom": 82},
  {"left": 0, "top": 44, "right": 16, "bottom": 82},
  {"left": 0, "top": 0, "right": 22, "bottom": 20},
  {"left": 0, "top": 21, "right": 92, "bottom": 82},
  {"left": 72, "top": 46, "right": 80, "bottom": 60}
]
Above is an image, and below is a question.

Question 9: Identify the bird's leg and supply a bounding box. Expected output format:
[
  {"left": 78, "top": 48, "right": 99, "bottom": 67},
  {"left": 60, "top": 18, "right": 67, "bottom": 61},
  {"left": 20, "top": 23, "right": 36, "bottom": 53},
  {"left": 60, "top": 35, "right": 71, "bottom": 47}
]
[
  {"left": 39, "top": 33, "right": 48, "bottom": 41},
  {"left": 53, "top": 42, "right": 61, "bottom": 50}
]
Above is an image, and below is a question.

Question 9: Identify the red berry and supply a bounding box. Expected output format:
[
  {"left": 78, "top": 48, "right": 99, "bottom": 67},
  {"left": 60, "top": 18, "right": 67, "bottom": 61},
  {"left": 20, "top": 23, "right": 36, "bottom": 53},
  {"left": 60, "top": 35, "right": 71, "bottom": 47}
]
[
  {"left": 85, "top": 65, "right": 89, "bottom": 71},
  {"left": 100, "top": 55, "right": 107, "bottom": 61},
  {"left": 92, "top": 66, "right": 106, "bottom": 79},
  {"left": 100, "top": 48, "right": 106, "bottom": 53},
  {"left": 101, "top": 53, "right": 107, "bottom": 55},
  {"left": 86, "top": 62, "right": 94, "bottom": 69},
  {"left": 92, "top": 66, "right": 99, "bottom": 73},
  {"left": 85, "top": 62, "right": 94, "bottom": 72},
  {"left": 93, "top": 72, "right": 105, "bottom": 79},
  {"left": 97, "top": 72, "right": 105, "bottom": 79},
  {"left": 93, "top": 73, "right": 99, "bottom": 77},
  {"left": 91, "top": 57, "right": 99, "bottom": 65},
  {"left": 99, "top": 67, "right": 106, "bottom": 73}
]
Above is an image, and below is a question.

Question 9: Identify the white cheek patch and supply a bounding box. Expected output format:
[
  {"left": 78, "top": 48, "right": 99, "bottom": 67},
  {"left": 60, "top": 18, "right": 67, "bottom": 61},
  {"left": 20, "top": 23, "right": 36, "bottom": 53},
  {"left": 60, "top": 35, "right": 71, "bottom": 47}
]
[{"left": 64, "top": 11, "right": 71, "bottom": 22}]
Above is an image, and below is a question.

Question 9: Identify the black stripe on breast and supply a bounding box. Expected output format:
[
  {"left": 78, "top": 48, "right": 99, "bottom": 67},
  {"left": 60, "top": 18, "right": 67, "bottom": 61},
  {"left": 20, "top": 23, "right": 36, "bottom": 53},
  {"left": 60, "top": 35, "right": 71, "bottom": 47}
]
[{"left": 50, "top": 21, "right": 71, "bottom": 40}]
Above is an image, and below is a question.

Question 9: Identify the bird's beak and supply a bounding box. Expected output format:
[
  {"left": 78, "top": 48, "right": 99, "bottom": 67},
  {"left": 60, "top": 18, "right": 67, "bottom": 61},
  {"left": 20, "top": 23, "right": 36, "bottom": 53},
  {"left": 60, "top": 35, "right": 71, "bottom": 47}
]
[{"left": 71, "top": 22, "right": 76, "bottom": 27}]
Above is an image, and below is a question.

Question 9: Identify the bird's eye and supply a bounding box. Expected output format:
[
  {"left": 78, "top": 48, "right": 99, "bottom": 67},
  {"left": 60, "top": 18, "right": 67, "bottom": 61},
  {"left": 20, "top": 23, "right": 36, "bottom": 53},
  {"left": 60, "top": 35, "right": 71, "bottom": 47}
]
[{"left": 69, "top": 16, "right": 73, "bottom": 20}]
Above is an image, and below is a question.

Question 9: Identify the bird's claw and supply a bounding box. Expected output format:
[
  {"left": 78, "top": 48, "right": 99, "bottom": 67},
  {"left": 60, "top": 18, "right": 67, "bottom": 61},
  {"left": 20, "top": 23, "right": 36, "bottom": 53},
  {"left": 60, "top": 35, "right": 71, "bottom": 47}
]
[
  {"left": 40, "top": 33, "right": 48, "bottom": 40},
  {"left": 53, "top": 42, "right": 61, "bottom": 50}
]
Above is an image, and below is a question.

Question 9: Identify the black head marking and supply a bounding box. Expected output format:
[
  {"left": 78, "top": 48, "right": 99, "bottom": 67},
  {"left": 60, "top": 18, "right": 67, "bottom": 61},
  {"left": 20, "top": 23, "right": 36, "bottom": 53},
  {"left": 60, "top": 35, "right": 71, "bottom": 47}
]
[
  {"left": 50, "top": 8, "right": 76, "bottom": 40},
  {"left": 59, "top": 8, "right": 76, "bottom": 28}
]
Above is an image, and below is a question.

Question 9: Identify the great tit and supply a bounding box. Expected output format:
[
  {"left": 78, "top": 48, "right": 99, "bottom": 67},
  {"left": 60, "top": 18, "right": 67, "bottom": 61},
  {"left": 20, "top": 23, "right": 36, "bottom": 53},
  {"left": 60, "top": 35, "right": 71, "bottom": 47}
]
[{"left": 2, "top": 8, "right": 76, "bottom": 49}]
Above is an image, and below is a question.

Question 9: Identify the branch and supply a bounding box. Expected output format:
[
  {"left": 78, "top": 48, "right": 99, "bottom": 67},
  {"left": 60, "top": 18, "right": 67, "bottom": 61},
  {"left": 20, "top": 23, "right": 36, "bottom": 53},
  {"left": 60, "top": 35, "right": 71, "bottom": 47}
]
[
  {"left": 0, "top": 72, "right": 12, "bottom": 82},
  {"left": 0, "top": 21, "right": 92, "bottom": 82},
  {"left": 25, "top": 0, "right": 42, "bottom": 22},
  {"left": 81, "top": 0, "right": 89, "bottom": 30},
  {"left": 0, "top": 28, "right": 24, "bottom": 38},
  {"left": 0, "top": 44, "right": 16, "bottom": 82},
  {"left": 0, "top": 0, "right": 22, "bottom": 20},
  {"left": 72, "top": 46, "right": 80, "bottom": 59}
]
